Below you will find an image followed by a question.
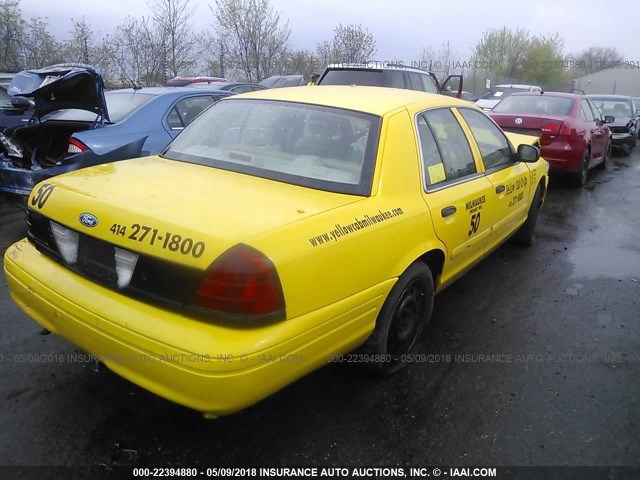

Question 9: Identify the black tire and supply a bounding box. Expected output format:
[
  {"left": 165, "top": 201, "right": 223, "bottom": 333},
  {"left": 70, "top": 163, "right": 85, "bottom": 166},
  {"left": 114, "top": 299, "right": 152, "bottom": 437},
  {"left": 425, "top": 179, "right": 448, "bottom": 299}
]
[
  {"left": 573, "top": 149, "right": 590, "bottom": 187},
  {"left": 361, "top": 262, "right": 434, "bottom": 377},
  {"left": 620, "top": 142, "right": 632, "bottom": 156},
  {"left": 512, "top": 184, "right": 543, "bottom": 247},
  {"left": 597, "top": 141, "right": 611, "bottom": 170}
]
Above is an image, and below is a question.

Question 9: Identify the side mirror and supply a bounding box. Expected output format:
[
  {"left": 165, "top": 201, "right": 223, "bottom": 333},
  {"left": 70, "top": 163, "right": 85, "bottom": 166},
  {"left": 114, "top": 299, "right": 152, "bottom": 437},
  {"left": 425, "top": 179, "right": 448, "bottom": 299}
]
[
  {"left": 517, "top": 144, "right": 540, "bottom": 163},
  {"left": 11, "top": 96, "right": 34, "bottom": 111},
  {"left": 603, "top": 115, "right": 615, "bottom": 124}
]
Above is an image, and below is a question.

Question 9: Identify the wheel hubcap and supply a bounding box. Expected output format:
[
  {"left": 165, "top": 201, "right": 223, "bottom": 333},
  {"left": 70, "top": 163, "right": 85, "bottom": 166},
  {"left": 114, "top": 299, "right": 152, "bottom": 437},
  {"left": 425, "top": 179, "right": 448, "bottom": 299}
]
[{"left": 387, "top": 280, "right": 426, "bottom": 357}]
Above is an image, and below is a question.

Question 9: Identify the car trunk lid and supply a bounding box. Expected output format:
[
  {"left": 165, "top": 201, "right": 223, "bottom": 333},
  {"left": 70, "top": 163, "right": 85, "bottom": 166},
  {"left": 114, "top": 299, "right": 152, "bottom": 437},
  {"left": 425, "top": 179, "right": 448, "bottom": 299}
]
[
  {"left": 30, "top": 155, "right": 362, "bottom": 270},
  {"left": 8, "top": 64, "right": 109, "bottom": 122},
  {"left": 491, "top": 114, "right": 569, "bottom": 140}
]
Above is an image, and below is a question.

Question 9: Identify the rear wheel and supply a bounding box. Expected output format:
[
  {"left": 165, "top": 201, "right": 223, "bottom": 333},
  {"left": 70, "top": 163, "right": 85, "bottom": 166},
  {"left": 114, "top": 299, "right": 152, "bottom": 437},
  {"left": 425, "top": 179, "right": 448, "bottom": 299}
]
[
  {"left": 512, "top": 184, "right": 543, "bottom": 246},
  {"left": 361, "top": 262, "right": 434, "bottom": 377},
  {"left": 573, "top": 149, "right": 590, "bottom": 187}
]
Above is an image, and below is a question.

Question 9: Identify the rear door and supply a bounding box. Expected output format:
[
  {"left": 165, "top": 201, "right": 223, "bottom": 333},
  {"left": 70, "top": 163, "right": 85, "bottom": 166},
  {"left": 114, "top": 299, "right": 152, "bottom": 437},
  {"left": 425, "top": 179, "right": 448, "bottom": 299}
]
[
  {"left": 417, "top": 108, "right": 495, "bottom": 282},
  {"left": 457, "top": 108, "right": 531, "bottom": 251},
  {"left": 584, "top": 98, "right": 608, "bottom": 160}
]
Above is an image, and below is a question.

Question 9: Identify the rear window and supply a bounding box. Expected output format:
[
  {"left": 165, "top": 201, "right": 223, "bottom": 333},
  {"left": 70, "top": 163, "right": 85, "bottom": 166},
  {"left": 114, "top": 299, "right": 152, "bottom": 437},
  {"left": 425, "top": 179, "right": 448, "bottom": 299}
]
[
  {"left": 492, "top": 95, "right": 574, "bottom": 116},
  {"left": 481, "top": 87, "right": 539, "bottom": 100},
  {"left": 163, "top": 99, "right": 381, "bottom": 196},
  {"left": 320, "top": 69, "right": 405, "bottom": 89},
  {"left": 52, "top": 92, "right": 155, "bottom": 123},
  {"left": 590, "top": 97, "right": 634, "bottom": 118}
]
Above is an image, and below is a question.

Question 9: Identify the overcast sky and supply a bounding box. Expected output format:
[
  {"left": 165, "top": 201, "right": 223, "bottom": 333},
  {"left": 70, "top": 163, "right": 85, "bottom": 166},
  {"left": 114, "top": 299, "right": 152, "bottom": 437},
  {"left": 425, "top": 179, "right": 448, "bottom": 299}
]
[{"left": 17, "top": 0, "right": 640, "bottom": 63}]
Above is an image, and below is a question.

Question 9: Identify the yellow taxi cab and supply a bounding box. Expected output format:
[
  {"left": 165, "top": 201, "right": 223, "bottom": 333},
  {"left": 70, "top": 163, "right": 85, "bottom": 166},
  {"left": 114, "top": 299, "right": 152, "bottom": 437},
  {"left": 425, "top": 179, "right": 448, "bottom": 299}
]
[{"left": 4, "top": 86, "right": 549, "bottom": 416}]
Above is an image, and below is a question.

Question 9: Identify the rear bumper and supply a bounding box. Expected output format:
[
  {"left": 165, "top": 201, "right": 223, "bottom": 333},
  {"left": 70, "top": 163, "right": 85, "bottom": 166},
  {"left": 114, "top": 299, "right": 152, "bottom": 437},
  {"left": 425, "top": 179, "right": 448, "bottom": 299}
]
[
  {"left": 0, "top": 159, "right": 45, "bottom": 196},
  {"left": 540, "top": 141, "right": 583, "bottom": 173},
  {"left": 4, "top": 239, "right": 387, "bottom": 415},
  {"left": 611, "top": 132, "right": 635, "bottom": 147}
]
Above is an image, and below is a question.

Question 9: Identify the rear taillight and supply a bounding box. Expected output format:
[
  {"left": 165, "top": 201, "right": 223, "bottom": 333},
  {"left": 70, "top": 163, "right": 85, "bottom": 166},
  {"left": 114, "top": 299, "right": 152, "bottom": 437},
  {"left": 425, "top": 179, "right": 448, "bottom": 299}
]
[
  {"left": 541, "top": 123, "right": 561, "bottom": 135},
  {"left": 541, "top": 122, "right": 575, "bottom": 137},
  {"left": 67, "top": 138, "right": 89, "bottom": 155},
  {"left": 558, "top": 124, "right": 575, "bottom": 136},
  {"left": 191, "top": 244, "right": 285, "bottom": 320}
]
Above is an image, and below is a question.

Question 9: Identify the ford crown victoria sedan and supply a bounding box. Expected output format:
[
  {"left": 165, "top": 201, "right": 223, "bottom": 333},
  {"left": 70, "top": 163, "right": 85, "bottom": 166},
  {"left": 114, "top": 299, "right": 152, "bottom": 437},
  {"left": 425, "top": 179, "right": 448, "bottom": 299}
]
[{"left": 4, "top": 86, "right": 548, "bottom": 416}]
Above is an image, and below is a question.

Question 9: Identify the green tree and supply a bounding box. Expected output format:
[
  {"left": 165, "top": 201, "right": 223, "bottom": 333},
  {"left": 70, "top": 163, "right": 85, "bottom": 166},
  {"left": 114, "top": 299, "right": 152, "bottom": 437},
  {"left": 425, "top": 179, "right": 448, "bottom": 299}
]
[
  {"left": 318, "top": 24, "right": 376, "bottom": 65},
  {"left": 521, "top": 34, "right": 569, "bottom": 88},
  {"left": 20, "top": 17, "right": 63, "bottom": 68},
  {"left": 472, "top": 27, "right": 530, "bottom": 79},
  {"left": 0, "top": 0, "right": 24, "bottom": 71}
]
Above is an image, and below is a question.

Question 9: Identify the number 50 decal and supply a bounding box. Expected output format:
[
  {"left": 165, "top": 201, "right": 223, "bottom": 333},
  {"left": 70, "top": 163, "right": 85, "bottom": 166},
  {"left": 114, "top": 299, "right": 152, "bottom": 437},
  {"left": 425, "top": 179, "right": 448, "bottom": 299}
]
[
  {"left": 468, "top": 212, "right": 481, "bottom": 236},
  {"left": 31, "top": 183, "right": 56, "bottom": 209}
]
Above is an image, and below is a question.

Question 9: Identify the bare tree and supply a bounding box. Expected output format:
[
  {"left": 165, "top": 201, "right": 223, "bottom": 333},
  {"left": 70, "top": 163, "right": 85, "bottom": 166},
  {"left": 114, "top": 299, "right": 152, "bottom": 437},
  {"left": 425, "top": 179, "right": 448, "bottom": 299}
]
[
  {"left": 573, "top": 46, "right": 623, "bottom": 74},
  {"left": 64, "top": 18, "right": 95, "bottom": 64},
  {"left": 150, "top": 0, "right": 199, "bottom": 78},
  {"left": 212, "top": 0, "right": 290, "bottom": 82},
  {"left": 109, "top": 16, "right": 165, "bottom": 85}
]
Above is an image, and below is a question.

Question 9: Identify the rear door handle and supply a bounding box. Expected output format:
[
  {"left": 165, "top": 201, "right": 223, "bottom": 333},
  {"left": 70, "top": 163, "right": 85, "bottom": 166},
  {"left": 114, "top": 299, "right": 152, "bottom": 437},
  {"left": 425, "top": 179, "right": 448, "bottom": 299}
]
[
  {"left": 441, "top": 206, "right": 457, "bottom": 217},
  {"left": 495, "top": 185, "right": 505, "bottom": 193}
]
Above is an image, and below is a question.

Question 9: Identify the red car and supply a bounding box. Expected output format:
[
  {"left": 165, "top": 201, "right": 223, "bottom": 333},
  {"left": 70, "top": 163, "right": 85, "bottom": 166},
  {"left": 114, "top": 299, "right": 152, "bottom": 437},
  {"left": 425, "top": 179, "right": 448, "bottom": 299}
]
[{"left": 490, "top": 92, "right": 612, "bottom": 187}]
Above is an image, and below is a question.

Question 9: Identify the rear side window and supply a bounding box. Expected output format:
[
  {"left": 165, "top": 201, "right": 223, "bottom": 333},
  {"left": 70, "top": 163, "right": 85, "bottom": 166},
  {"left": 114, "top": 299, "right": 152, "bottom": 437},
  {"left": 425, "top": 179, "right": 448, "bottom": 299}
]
[
  {"left": 580, "top": 99, "right": 595, "bottom": 122},
  {"left": 459, "top": 108, "right": 513, "bottom": 170},
  {"left": 418, "top": 109, "right": 477, "bottom": 184},
  {"left": 230, "top": 85, "right": 253, "bottom": 93},
  {"left": 0, "top": 88, "right": 11, "bottom": 108},
  {"left": 411, "top": 73, "right": 438, "bottom": 94},
  {"left": 167, "top": 95, "right": 216, "bottom": 129},
  {"left": 417, "top": 116, "right": 446, "bottom": 186}
]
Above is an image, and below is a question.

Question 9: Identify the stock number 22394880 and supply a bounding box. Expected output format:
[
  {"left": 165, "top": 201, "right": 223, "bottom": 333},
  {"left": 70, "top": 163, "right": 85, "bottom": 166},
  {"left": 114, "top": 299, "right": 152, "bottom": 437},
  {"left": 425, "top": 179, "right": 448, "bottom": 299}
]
[{"left": 110, "top": 223, "right": 206, "bottom": 258}]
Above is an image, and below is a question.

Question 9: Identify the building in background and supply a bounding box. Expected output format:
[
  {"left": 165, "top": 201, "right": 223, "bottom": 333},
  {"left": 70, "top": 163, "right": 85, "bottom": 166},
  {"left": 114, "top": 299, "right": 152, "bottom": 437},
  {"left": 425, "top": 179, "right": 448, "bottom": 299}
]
[{"left": 571, "top": 68, "right": 640, "bottom": 96}]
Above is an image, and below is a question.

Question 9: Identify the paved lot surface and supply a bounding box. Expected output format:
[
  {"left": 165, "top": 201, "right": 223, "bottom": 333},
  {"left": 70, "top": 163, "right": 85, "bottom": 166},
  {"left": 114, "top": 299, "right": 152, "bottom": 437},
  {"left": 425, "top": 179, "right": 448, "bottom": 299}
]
[{"left": 0, "top": 150, "right": 639, "bottom": 474}]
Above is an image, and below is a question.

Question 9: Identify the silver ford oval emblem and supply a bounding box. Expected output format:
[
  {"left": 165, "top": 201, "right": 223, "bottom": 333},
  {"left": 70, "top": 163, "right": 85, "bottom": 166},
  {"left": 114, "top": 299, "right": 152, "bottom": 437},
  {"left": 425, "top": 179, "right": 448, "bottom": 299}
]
[
  {"left": 515, "top": 117, "right": 523, "bottom": 125},
  {"left": 79, "top": 213, "right": 99, "bottom": 227}
]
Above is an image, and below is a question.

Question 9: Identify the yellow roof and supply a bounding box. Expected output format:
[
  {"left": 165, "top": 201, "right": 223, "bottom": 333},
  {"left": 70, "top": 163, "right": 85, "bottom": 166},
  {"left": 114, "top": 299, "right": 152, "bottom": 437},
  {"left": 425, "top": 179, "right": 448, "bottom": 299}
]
[{"left": 228, "top": 85, "right": 475, "bottom": 116}]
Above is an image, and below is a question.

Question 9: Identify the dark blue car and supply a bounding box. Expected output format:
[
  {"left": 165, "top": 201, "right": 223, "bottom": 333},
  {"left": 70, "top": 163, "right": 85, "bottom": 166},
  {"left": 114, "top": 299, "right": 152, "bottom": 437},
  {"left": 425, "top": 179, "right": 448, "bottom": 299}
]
[{"left": 0, "top": 64, "right": 233, "bottom": 197}]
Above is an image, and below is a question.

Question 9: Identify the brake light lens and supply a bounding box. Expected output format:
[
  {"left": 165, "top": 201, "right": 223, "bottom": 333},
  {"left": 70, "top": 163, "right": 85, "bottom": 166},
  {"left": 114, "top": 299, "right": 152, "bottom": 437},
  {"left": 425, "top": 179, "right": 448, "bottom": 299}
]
[
  {"left": 191, "top": 244, "right": 285, "bottom": 320},
  {"left": 558, "top": 124, "right": 575, "bottom": 136},
  {"left": 541, "top": 123, "right": 561, "bottom": 135},
  {"left": 541, "top": 122, "right": 575, "bottom": 137},
  {"left": 67, "top": 138, "right": 88, "bottom": 155}
]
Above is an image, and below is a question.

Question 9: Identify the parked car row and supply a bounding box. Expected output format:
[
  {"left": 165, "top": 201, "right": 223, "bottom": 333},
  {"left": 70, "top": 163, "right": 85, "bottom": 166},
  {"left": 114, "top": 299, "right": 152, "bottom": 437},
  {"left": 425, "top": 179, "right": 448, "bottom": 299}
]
[{"left": 1, "top": 61, "right": 636, "bottom": 416}]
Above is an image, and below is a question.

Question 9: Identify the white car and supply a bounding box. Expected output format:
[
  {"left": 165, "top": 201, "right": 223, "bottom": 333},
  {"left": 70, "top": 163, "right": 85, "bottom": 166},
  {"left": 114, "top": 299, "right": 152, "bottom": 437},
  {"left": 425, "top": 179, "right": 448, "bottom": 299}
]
[{"left": 476, "top": 84, "right": 542, "bottom": 111}]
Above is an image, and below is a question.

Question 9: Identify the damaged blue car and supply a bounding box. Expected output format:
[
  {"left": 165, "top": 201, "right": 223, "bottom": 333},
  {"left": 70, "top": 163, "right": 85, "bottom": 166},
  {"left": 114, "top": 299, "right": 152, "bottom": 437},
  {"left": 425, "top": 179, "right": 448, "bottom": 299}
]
[{"left": 0, "top": 64, "right": 233, "bottom": 198}]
